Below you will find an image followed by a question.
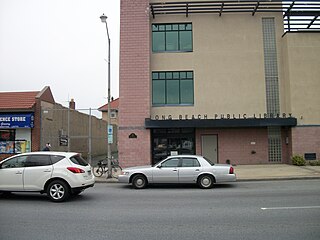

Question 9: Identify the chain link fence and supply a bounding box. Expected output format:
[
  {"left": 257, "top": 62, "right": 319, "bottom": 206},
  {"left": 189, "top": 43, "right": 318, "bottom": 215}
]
[{"left": 40, "top": 103, "right": 118, "bottom": 165}]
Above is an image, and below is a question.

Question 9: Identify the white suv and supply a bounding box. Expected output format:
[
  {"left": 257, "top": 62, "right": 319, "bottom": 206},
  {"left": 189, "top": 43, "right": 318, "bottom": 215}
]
[{"left": 0, "top": 152, "right": 95, "bottom": 202}]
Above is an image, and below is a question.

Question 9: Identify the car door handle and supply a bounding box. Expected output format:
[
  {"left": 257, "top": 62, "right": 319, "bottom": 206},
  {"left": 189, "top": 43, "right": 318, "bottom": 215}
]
[
  {"left": 173, "top": 169, "right": 178, "bottom": 172},
  {"left": 195, "top": 169, "right": 200, "bottom": 171},
  {"left": 43, "top": 169, "right": 52, "bottom": 172},
  {"left": 15, "top": 171, "right": 23, "bottom": 174}
]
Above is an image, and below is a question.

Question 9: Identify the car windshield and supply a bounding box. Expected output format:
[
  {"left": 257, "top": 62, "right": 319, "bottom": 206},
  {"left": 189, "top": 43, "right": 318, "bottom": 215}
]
[{"left": 203, "top": 157, "right": 215, "bottom": 166}]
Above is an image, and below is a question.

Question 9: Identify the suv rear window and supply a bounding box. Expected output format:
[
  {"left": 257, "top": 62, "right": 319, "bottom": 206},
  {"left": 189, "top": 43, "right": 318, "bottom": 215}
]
[
  {"left": 69, "top": 155, "right": 88, "bottom": 166},
  {"left": 50, "top": 155, "right": 65, "bottom": 164}
]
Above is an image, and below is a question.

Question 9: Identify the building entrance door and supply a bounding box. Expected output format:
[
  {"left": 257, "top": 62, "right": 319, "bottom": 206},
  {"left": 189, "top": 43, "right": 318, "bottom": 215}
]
[{"left": 201, "top": 135, "right": 218, "bottom": 163}]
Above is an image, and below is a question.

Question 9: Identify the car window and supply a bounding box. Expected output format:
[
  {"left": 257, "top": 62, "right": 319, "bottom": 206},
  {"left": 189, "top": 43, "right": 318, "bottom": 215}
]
[
  {"left": 1, "top": 156, "right": 27, "bottom": 168},
  {"left": 161, "top": 158, "right": 179, "bottom": 168},
  {"left": 69, "top": 155, "right": 88, "bottom": 166},
  {"left": 181, "top": 158, "right": 200, "bottom": 167},
  {"left": 203, "top": 157, "right": 215, "bottom": 166},
  {"left": 50, "top": 155, "right": 65, "bottom": 164},
  {"left": 25, "top": 155, "right": 51, "bottom": 167}
]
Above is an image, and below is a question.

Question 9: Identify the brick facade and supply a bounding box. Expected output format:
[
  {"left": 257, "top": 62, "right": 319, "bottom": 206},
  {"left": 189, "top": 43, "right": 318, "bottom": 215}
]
[
  {"left": 196, "top": 128, "right": 269, "bottom": 165},
  {"left": 118, "top": 0, "right": 151, "bottom": 167},
  {"left": 291, "top": 126, "right": 320, "bottom": 161}
]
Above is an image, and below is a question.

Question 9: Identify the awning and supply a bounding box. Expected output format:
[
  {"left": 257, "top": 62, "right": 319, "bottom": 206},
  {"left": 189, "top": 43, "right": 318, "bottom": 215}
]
[
  {"left": 145, "top": 117, "right": 297, "bottom": 129},
  {"left": 149, "top": 1, "right": 320, "bottom": 32}
]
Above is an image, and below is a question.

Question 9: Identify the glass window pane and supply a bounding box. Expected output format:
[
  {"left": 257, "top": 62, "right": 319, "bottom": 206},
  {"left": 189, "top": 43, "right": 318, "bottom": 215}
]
[
  {"left": 166, "top": 24, "right": 172, "bottom": 31},
  {"left": 152, "top": 72, "right": 158, "bottom": 79},
  {"left": 173, "top": 72, "right": 179, "bottom": 79},
  {"left": 162, "top": 158, "right": 179, "bottom": 168},
  {"left": 152, "top": 32, "right": 165, "bottom": 52},
  {"left": 152, "top": 25, "right": 159, "bottom": 31},
  {"left": 153, "top": 80, "right": 166, "bottom": 104},
  {"left": 180, "top": 31, "right": 192, "bottom": 51},
  {"left": 159, "top": 25, "right": 165, "bottom": 31},
  {"left": 167, "top": 80, "right": 179, "bottom": 104},
  {"left": 166, "top": 31, "right": 178, "bottom": 51},
  {"left": 172, "top": 24, "right": 179, "bottom": 31},
  {"left": 159, "top": 72, "right": 166, "bottom": 79},
  {"left": 179, "top": 24, "right": 186, "bottom": 30},
  {"left": 180, "top": 80, "right": 194, "bottom": 104},
  {"left": 180, "top": 72, "right": 186, "bottom": 79},
  {"left": 166, "top": 72, "right": 173, "bottom": 79},
  {"left": 187, "top": 71, "right": 193, "bottom": 79},
  {"left": 186, "top": 24, "right": 192, "bottom": 30}
]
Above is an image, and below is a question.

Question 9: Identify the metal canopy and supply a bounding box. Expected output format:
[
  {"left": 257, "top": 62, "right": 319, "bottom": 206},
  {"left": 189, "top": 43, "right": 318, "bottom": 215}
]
[{"left": 150, "top": 1, "right": 320, "bottom": 32}]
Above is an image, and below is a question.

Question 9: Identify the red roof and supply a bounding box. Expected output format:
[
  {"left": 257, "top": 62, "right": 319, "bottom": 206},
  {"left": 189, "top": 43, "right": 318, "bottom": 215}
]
[
  {"left": 0, "top": 91, "right": 39, "bottom": 110},
  {"left": 98, "top": 98, "right": 119, "bottom": 112}
]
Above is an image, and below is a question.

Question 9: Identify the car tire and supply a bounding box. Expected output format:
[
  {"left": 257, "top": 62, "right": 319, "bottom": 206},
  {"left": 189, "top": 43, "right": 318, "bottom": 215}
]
[
  {"left": 132, "top": 174, "right": 147, "bottom": 189},
  {"left": 47, "top": 180, "right": 70, "bottom": 202},
  {"left": 198, "top": 175, "right": 214, "bottom": 189}
]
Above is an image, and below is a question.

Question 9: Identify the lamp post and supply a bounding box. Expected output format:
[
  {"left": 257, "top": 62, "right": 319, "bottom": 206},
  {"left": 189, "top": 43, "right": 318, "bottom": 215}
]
[{"left": 100, "top": 13, "right": 112, "bottom": 178}]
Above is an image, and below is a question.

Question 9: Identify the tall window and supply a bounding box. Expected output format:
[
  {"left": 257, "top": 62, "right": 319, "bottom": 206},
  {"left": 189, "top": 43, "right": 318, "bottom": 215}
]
[
  {"left": 152, "top": 71, "right": 194, "bottom": 105},
  {"left": 152, "top": 23, "right": 193, "bottom": 52}
]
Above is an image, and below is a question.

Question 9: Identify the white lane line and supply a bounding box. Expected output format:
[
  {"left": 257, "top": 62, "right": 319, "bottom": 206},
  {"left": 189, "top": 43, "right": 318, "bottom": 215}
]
[{"left": 261, "top": 206, "right": 320, "bottom": 210}]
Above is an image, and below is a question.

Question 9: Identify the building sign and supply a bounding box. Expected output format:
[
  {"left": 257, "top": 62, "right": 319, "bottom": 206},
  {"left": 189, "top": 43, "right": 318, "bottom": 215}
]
[
  {"left": 108, "top": 125, "right": 113, "bottom": 144},
  {"left": 152, "top": 113, "right": 294, "bottom": 121},
  {"left": 59, "top": 136, "right": 68, "bottom": 146},
  {"left": 0, "top": 113, "right": 34, "bottom": 128}
]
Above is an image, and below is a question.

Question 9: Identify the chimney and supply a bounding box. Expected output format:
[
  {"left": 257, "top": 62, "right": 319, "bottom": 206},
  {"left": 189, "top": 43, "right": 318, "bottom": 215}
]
[{"left": 69, "top": 98, "right": 75, "bottom": 110}]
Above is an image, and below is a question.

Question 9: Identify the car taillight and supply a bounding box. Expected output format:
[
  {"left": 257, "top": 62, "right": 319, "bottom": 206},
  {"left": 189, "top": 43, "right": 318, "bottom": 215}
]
[
  {"left": 67, "top": 167, "right": 85, "bottom": 173},
  {"left": 229, "top": 167, "right": 234, "bottom": 174}
]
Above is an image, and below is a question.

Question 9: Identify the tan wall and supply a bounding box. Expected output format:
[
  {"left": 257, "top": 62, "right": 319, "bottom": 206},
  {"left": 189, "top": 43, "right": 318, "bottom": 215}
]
[
  {"left": 282, "top": 33, "right": 320, "bottom": 125},
  {"left": 41, "top": 102, "right": 109, "bottom": 158},
  {"left": 150, "top": 12, "right": 285, "bottom": 118}
]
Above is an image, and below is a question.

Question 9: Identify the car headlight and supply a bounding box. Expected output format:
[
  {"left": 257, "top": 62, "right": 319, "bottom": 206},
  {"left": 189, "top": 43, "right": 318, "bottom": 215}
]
[{"left": 121, "top": 171, "right": 130, "bottom": 175}]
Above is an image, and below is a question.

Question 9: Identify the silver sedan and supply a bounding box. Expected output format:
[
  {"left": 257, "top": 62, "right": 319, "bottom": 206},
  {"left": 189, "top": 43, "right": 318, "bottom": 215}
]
[{"left": 118, "top": 155, "right": 236, "bottom": 189}]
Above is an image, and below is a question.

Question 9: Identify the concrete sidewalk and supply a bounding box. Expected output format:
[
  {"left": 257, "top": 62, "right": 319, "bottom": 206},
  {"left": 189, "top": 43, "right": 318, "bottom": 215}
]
[{"left": 94, "top": 164, "right": 320, "bottom": 183}]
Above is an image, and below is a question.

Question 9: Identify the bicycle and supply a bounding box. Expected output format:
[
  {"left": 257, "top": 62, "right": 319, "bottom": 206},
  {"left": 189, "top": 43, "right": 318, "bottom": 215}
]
[{"left": 93, "top": 158, "right": 122, "bottom": 178}]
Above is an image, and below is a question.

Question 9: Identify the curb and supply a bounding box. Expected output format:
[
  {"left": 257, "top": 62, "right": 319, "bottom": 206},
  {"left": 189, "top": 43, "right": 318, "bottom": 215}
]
[{"left": 94, "top": 175, "right": 320, "bottom": 183}]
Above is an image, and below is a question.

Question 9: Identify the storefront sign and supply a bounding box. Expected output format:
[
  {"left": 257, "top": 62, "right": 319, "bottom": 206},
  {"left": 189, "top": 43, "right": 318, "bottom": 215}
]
[
  {"left": 152, "top": 113, "right": 293, "bottom": 121},
  {"left": 0, "top": 113, "right": 34, "bottom": 128}
]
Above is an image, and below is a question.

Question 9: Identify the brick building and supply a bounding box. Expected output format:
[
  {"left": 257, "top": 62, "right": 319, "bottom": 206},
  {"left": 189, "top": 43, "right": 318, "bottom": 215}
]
[
  {"left": 0, "top": 86, "right": 108, "bottom": 161},
  {"left": 118, "top": 0, "right": 320, "bottom": 167}
]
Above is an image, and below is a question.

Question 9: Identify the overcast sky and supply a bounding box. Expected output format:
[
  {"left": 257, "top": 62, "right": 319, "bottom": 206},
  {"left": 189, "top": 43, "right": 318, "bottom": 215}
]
[{"left": 0, "top": 0, "right": 120, "bottom": 113}]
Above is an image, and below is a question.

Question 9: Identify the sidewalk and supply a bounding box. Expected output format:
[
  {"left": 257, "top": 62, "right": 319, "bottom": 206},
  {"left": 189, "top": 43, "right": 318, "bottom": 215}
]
[{"left": 94, "top": 164, "right": 320, "bottom": 183}]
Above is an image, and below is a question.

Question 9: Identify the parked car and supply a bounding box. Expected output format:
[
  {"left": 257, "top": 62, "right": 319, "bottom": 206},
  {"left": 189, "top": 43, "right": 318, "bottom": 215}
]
[
  {"left": 118, "top": 155, "right": 236, "bottom": 189},
  {"left": 0, "top": 152, "right": 94, "bottom": 202}
]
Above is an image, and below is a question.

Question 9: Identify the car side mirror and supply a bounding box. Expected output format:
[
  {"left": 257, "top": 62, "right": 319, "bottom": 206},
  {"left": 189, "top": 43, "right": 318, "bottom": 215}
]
[{"left": 157, "top": 165, "right": 162, "bottom": 169}]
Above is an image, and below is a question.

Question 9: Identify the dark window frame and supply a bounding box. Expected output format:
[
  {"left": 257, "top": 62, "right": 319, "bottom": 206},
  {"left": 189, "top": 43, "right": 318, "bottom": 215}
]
[
  {"left": 152, "top": 23, "right": 193, "bottom": 52},
  {"left": 152, "top": 71, "right": 194, "bottom": 106}
]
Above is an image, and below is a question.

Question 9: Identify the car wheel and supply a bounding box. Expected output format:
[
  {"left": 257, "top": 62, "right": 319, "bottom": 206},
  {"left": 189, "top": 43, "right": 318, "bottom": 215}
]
[
  {"left": 198, "top": 175, "right": 214, "bottom": 189},
  {"left": 47, "top": 180, "right": 70, "bottom": 202},
  {"left": 132, "top": 174, "right": 147, "bottom": 189}
]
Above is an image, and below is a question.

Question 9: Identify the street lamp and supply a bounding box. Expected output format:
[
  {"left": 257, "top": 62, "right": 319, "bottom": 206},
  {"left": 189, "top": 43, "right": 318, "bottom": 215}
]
[{"left": 100, "top": 13, "right": 112, "bottom": 179}]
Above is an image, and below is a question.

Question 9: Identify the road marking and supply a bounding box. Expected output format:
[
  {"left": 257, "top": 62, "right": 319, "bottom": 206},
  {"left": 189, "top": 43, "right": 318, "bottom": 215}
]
[{"left": 261, "top": 206, "right": 320, "bottom": 210}]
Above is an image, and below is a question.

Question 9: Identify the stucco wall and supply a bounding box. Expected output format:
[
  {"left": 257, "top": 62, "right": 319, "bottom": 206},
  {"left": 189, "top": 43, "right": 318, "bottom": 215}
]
[
  {"left": 151, "top": 12, "right": 285, "bottom": 118},
  {"left": 282, "top": 33, "right": 320, "bottom": 125}
]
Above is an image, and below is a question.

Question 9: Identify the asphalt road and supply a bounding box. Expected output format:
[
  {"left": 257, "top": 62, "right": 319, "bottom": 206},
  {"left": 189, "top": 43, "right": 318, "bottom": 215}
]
[{"left": 1, "top": 180, "right": 320, "bottom": 240}]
